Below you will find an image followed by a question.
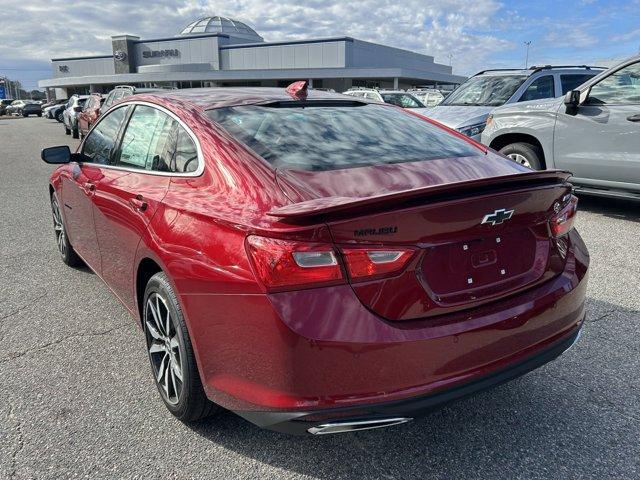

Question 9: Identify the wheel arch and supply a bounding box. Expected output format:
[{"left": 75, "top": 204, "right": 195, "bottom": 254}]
[
  {"left": 489, "top": 133, "right": 548, "bottom": 170},
  {"left": 135, "top": 257, "right": 163, "bottom": 324}
]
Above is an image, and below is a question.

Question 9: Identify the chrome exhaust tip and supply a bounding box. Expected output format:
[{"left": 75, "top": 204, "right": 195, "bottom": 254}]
[{"left": 307, "top": 417, "right": 412, "bottom": 435}]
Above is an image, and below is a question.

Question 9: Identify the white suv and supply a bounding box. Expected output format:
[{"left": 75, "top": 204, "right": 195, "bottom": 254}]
[{"left": 342, "top": 89, "right": 426, "bottom": 108}]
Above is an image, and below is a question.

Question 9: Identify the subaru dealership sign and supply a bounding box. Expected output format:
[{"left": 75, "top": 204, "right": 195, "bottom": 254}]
[{"left": 0, "top": 82, "right": 6, "bottom": 100}]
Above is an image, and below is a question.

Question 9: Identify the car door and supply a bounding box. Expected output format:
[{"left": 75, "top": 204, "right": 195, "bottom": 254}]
[
  {"left": 59, "top": 105, "right": 129, "bottom": 272},
  {"left": 554, "top": 60, "right": 640, "bottom": 192},
  {"left": 91, "top": 103, "right": 179, "bottom": 312}
]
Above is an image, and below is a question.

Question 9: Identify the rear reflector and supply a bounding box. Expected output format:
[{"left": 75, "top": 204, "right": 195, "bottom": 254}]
[
  {"left": 550, "top": 195, "right": 578, "bottom": 237},
  {"left": 341, "top": 248, "right": 415, "bottom": 281},
  {"left": 246, "top": 236, "right": 343, "bottom": 292}
]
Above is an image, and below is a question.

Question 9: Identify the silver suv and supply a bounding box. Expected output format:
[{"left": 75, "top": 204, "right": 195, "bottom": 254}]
[
  {"left": 482, "top": 55, "right": 640, "bottom": 200},
  {"left": 423, "top": 65, "right": 604, "bottom": 141}
]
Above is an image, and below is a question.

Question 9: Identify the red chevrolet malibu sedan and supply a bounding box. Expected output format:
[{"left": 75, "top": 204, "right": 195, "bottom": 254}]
[{"left": 41, "top": 83, "right": 588, "bottom": 435}]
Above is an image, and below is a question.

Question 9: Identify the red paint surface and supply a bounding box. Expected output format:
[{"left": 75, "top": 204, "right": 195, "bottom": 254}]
[{"left": 49, "top": 88, "right": 589, "bottom": 414}]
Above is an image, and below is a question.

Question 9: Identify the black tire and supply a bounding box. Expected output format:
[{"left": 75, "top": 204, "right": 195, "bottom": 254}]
[
  {"left": 72, "top": 126, "right": 79, "bottom": 139},
  {"left": 56, "top": 112, "right": 63, "bottom": 123},
  {"left": 143, "top": 272, "right": 216, "bottom": 422},
  {"left": 22, "top": 112, "right": 27, "bottom": 117},
  {"left": 50, "top": 192, "right": 84, "bottom": 267},
  {"left": 499, "top": 142, "right": 543, "bottom": 170},
  {"left": 64, "top": 124, "right": 70, "bottom": 135},
  {"left": 37, "top": 113, "right": 42, "bottom": 117}
]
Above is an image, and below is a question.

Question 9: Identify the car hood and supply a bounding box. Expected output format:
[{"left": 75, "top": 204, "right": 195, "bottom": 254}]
[
  {"left": 275, "top": 152, "right": 530, "bottom": 203},
  {"left": 414, "top": 105, "right": 496, "bottom": 130}
]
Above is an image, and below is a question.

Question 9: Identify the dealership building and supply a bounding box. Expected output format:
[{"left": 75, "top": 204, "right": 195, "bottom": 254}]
[{"left": 38, "top": 16, "right": 465, "bottom": 99}]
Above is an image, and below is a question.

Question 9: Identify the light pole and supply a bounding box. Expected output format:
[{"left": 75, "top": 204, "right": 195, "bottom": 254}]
[
  {"left": 448, "top": 53, "right": 454, "bottom": 69},
  {"left": 524, "top": 41, "right": 532, "bottom": 69}
]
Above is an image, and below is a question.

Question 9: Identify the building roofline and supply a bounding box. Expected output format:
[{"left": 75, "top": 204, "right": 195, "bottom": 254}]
[
  {"left": 51, "top": 55, "right": 113, "bottom": 62},
  {"left": 38, "top": 67, "right": 467, "bottom": 88},
  {"left": 220, "top": 36, "right": 355, "bottom": 49},
  {"left": 135, "top": 33, "right": 231, "bottom": 43}
]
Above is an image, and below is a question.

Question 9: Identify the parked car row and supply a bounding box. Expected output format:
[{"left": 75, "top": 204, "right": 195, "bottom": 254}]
[
  {"left": 49, "top": 85, "right": 166, "bottom": 138},
  {"left": 1, "top": 99, "right": 42, "bottom": 116}
]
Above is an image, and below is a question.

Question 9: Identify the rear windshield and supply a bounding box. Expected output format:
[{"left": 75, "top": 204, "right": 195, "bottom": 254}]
[{"left": 206, "top": 103, "right": 480, "bottom": 171}]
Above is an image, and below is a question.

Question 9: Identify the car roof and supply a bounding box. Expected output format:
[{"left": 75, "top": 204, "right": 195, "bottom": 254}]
[
  {"left": 474, "top": 65, "right": 606, "bottom": 77},
  {"left": 132, "top": 87, "right": 359, "bottom": 111}
]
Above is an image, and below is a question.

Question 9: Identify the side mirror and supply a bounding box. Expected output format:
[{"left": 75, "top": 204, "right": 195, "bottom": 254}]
[
  {"left": 41, "top": 146, "right": 72, "bottom": 164},
  {"left": 564, "top": 90, "right": 581, "bottom": 115}
]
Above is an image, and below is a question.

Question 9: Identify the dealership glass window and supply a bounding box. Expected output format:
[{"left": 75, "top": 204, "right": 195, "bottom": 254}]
[
  {"left": 519, "top": 76, "right": 555, "bottom": 102},
  {"left": 588, "top": 62, "right": 640, "bottom": 104},
  {"left": 117, "top": 105, "right": 174, "bottom": 170},
  {"left": 207, "top": 103, "right": 480, "bottom": 171},
  {"left": 560, "top": 74, "right": 596, "bottom": 95},
  {"left": 81, "top": 106, "right": 128, "bottom": 165}
]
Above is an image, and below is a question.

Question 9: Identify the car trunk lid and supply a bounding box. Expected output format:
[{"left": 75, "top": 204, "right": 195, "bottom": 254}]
[{"left": 271, "top": 157, "right": 572, "bottom": 320}]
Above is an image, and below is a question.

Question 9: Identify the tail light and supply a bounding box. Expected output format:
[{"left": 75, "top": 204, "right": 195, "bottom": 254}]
[
  {"left": 246, "top": 236, "right": 343, "bottom": 292},
  {"left": 341, "top": 248, "right": 415, "bottom": 282},
  {"left": 550, "top": 195, "right": 578, "bottom": 237},
  {"left": 246, "top": 236, "right": 416, "bottom": 292}
]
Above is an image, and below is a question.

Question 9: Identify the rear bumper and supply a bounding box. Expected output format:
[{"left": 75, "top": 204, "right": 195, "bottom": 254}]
[
  {"left": 237, "top": 325, "right": 582, "bottom": 434},
  {"left": 182, "top": 230, "right": 588, "bottom": 426}
]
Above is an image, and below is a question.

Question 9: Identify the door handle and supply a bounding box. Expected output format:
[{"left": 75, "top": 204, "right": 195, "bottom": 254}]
[
  {"left": 627, "top": 114, "right": 640, "bottom": 122},
  {"left": 129, "top": 195, "right": 148, "bottom": 212},
  {"left": 82, "top": 181, "right": 95, "bottom": 195}
]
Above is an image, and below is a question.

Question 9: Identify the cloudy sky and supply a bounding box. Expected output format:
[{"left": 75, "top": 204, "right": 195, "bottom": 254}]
[{"left": 1, "top": 0, "right": 639, "bottom": 90}]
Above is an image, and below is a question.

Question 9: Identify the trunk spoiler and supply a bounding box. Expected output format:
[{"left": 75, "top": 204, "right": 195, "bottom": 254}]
[{"left": 268, "top": 170, "right": 572, "bottom": 219}]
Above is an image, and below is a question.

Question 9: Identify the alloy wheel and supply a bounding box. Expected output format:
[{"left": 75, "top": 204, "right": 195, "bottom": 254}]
[
  {"left": 145, "top": 293, "right": 184, "bottom": 405},
  {"left": 507, "top": 153, "right": 532, "bottom": 168},
  {"left": 51, "top": 196, "right": 67, "bottom": 257}
]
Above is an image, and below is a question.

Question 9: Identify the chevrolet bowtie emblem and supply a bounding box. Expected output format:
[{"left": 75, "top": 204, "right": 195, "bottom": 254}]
[{"left": 481, "top": 208, "right": 514, "bottom": 226}]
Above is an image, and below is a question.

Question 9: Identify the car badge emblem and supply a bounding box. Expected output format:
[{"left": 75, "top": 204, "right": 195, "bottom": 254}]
[
  {"left": 481, "top": 208, "right": 514, "bottom": 226},
  {"left": 114, "top": 50, "right": 127, "bottom": 62}
]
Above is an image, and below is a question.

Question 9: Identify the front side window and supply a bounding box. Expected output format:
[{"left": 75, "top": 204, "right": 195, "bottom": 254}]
[
  {"left": 443, "top": 75, "right": 527, "bottom": 106},
  {"left": 519, "top": 75, "right": 555, "bottom": 102},
  {"left": 206, "top": 103, "right": 480, "bottom": 171},
  {"left": 81, "top": 106, "right": 128, "bottom": 164},
  {"left": 588, "top": 62, "right": 640, "bottom": 105},
  {"left": 117, "top": 105, "right": 174, "bottom": 170},
  {"left": 560, "top": 74, "right": 596, "bottom": 95}
]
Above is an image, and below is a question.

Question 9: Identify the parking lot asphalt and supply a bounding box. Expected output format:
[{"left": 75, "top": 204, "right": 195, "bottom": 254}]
[{"left": 1, "top": 116, "right": 639, "bottom": 480}]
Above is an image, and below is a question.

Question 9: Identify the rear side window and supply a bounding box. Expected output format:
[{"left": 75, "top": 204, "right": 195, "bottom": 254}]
[
  {"left": 169, "top": 126, "right": 199, "bottom": 173},
  {"left": 207, "top": 103, "right": 480, "bottom": 171},
  {"left": 519, "top": 75, "right": 555, "bottom": 102},
  {"left": 560, "top": 74, "right": 595, "bottom": 94},
  {"left": 81, "top": 106, "right": 128, "bottom": 164}
]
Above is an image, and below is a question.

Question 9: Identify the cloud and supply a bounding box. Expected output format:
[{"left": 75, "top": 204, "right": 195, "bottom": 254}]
[
  {"left": 611, "top": 28, "right": 640, "bottom": 43},
  {"left": 0, "top": 0, "right": 513, "bottom": 86}
]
